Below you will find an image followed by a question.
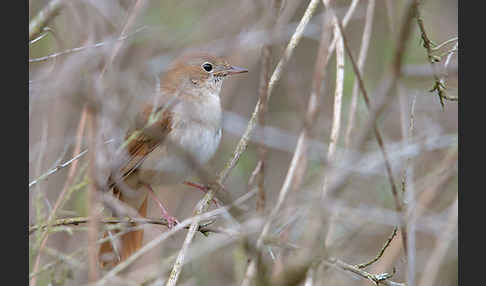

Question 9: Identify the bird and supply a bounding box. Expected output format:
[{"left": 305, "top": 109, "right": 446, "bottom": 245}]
[{"left": 98, "top": 52, "right": 248, "bottom": 268}]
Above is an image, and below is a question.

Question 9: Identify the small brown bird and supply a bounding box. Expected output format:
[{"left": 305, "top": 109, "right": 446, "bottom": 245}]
[{"left": 98, "top": 53, "right": 247, "bottom": 267}]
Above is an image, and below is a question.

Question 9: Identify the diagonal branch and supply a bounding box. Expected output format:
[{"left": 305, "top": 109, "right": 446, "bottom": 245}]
[
  {"left": 29, "top": 0, "right": 65, "bottom": 41},
  {"left": 320, "top": 0, "right": 419, "bottom": 254},
  {"left": 165, "top": 1, "right": 324, "bottom": 286},
  {"left": 242, "top": 5, "right": 333, "bottom": 286}
]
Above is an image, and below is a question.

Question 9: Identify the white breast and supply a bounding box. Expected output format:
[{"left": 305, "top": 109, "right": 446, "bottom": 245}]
[{"left": 138, "top": 92, "right": 222, "bottom": 186}]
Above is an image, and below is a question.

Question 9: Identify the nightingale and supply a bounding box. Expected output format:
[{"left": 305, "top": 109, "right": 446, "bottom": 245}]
[{"left": 98, "top": 53, "right": 248, "bottom": 267}]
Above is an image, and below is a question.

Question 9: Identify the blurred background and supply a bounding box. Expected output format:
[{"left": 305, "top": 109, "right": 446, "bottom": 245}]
[{"left": 29, "top": 0, "right": 458, "bottom": 285}]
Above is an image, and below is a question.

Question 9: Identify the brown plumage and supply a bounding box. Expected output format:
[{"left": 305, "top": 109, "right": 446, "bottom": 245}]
[
  {"left": 98, "top": 107, "right": 172, "bottom": 268},
  {"left": 97, "top": 53, "right": 247, "bottom": 268}
]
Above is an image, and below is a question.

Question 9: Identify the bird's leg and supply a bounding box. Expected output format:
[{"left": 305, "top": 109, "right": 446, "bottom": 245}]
[
  {"left": 143, "top": 184, "right": 178, "bottom": 228},
  {"left": 183, "top": 181, "right": 223, "bottom": 207}
]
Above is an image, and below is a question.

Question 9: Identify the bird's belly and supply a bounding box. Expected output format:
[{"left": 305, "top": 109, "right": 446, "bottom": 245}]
[{"left": 137, "top": 124, "right": 221, "bottom": 186}]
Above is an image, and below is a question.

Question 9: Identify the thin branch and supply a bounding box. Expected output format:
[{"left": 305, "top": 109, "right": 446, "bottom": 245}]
[
  {"left": 325, "top": 257, "right": 405, "bottom": 286},
  {"left": 254, "top": 44, "right": 271, "bottom": 214},
  {"left": 321, "top": 12, "right": 345, "bottom": 200},
  {"left": 431, "top": 37, "right": 458, "bottom": 51},
  {"left": 29, "top": 0, "right": 65, "bottom": 41},
  {"left": 253, "top": 0, "right": 281, "bottom": 214},
  {"left": 218, "top": 0, "right": 322, "bottom": 184},
  {"left": 29, "top": 27, "right": 53, "bottom": 45},
  {"left": 86, "top": 107, "right": 101, "bottom": 282},
  {"left": 269, "top": 254, "right": 405, "bottom": 286},
  {"left": 324, "top": 0, "right": 360, "bottom": 64},
  {"left": 343, "top": 0, "right": 376, "bottom": 148},
  {"left": 402, "top": 95, "right": 417, "bottom": 286},
  {"left": 324, "top": 0, "right": 375, "bottom": 249},
  {"left": 242, "top": 5, "right": 332, "bottom": 285},
  {"left": 31, "top": 217, "right": 176, "bottom": 280},
  {"left": 415, "top": 1, "right": 458, "bottom": 107},
  {"left": 30, "top": 106, "right": 88, "bottom": 286},
  {"left": 356, "top": 147, "right": 457, "bottom": 285},
  {"left": 28, "top": 216, "right": 217, "bottom": 236},
  {"left": 321, "top": 0, "right": 419, "bottom": 253},
  {"left": 417, "top": 194, "right": 458, "bottom": 286},
  {"left": 29, "top": 139, "right": 114, "bottom": 189},
  {"left": 96, "top": 189, "right": 257, "bottom": 285},
  {"left": 327, "top": 3, "right": 402, "bottom": 213},
  {"left": 165, "top": 1, "right": 323, "bottom": 286},
  {"left": 99, "top": 0, "right": 148, "bottom": 78},
  {"left": 356, "top": 227, "right": 399, "bottom": 269},
  {"left": 29, "top": 26, "right": 147, "bottom": 63},
  {"left": 29, "top": 150, "right": 87, "bottom": 188}
]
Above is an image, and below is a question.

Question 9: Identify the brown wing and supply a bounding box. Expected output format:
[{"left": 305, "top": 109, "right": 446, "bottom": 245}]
[{"left": 108, "top": 104, "right": 173, "bottom": 188}]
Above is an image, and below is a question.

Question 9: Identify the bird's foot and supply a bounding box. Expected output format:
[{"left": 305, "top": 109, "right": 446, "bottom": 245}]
[
  {"left": 183, "top": 180, "right": 225, "bottom": 207},
  {"left": 144, "top": 184, "right": 179, "bottom": 229}
]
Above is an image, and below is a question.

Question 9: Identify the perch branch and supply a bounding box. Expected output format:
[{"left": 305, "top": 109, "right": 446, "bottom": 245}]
[{"left": 28, "top": 216, "right": 217, "bottom": 236}]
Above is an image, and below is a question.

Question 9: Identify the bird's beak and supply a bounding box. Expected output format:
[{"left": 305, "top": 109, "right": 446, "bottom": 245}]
[{"left": 226, "top": 65, "right": 248, "bottom": 75}]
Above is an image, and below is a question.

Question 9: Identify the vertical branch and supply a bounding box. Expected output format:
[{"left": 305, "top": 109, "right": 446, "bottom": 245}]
[
  {"left": 403, "top": 95, "right": 417, "bottom": 286},
  {"left": 324, "top": 0, "right": 375, "bottom": 250},
  {"left": 321, "top": 0, "right": 419, "bottom": 254},
  {"left": 99, "top": 0, "right": 148, "bottom": 78},
  {"left": 417, "top": 194, "right": 458, "bottom": 286},
  {"left": 343, "top": 0, "right": 376, "bottom": 147},
  {"left": 86, "top": 107, "right": 100, "bottom": 282},
  {"left": 321, "top": 15, "right": 345, "bottom": 200},
  {"left": 414, "top": 1, "right": 458, "bottom": 107},
  {"left": 166, "top": 1, "right": 324, "bottom": 285},
  {"left": 324, "top": 0, "right": 360, "bottom": 64},
  {"left": 30, "top": 107, "right": 88, "bottom": 286},
  {"left": 253, "top": 0, "right": 282, "bottom": 214},
  {"left": 242, "top": 5, "right": 333, "bottom": 285},
  {"left": 321, "top": 7, "right": 345, "bottom": 250},
  {"left": 358, "top": 147, "right": 457, "bottom": 286},
  {"left": 254, "top": 45, "right": 271, "bottom": 214}
]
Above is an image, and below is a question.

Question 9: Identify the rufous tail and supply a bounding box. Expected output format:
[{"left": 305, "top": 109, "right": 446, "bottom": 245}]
[{"left": 98, "top": 189, "right": 148, "bottom": 268}]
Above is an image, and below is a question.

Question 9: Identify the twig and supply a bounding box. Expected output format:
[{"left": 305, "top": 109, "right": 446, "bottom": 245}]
[
  {"left": 417, "top": 194, "right": 457, "bottom": 286},
  {"left": 253, "top": 44, "right": 271, "bottom": 214},
  {"left": 321, "top": 0, "right": 419, "bottom": 254},
  {"left": 326, "top": 1, "right": 402, "bottom": 213},
  {"left": 355, "top": 147, "right": 457, "bottom": 285},
  {"left": 430, "top": 37, "right": 458, "bottom": 51},
  {"left": 29, "top": 0, "right": 65, "bottom": 41},
  {"left": 30, "top": 106, "right": 88, "bottom": 286},
  {"left": 415, "top": 1, "right": 458, "bottom": 108},
  {"left": 324, "top": 0, "right": 360, "bottom": 64},
  {"left": 270, "top": 254, "right": 405, "bottom": 286},
  {"left": 343, "top": 0, "right": 376, "bottom": 147},
  {"left": 29, "top": 139, "right": 114, "bottom": 189},
  {"left": 163, "top": 1, "right": 323, "bottom": 286},
  {"left": 252, "top": 0, "right": 281, "bottom": 214},
  {"left": 30, "top": 216, "right": 180, "bottom": 279},
  {"left": 99, "top": 0, "right": 148, "bottom": 78},
  {"left": 28, "top": 216, "right": 217, "bottom": 236},
  {"left": 324, "top": 0, "right": 375, "bottom": 249},
  {"left": 242, "top": 4, "right": 332, "bottom": 284},
  {"left": 321, "top": 10, "right": 345, "bottom": 199},
  {"left": 29, "top": 27, "right": 53, "bottom": 45},
  {"left": 95, "top": 189, "right": 257, "bottom": 285},
  {"left": 356, "top": 227, "right": 399, "bottom": 269},
  {"left": 86, "top": 107, "right": 101, "bottom": 282},
  {"left": 29, "top": 149, "right": 87, "bottom": 188},
  {"left": 325, "top": 257, "right": 405, "bottom": 286},
  {"left": 29, "top": 26, "right": 147, "bottom": 63},
  {"left": 402, "top": 95, "right": 417, "bottom": 286}
]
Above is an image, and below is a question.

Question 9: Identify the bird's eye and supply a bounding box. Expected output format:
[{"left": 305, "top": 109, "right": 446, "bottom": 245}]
[{"left": 202, "top": 62, "right": 213, "bottom": 72}]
